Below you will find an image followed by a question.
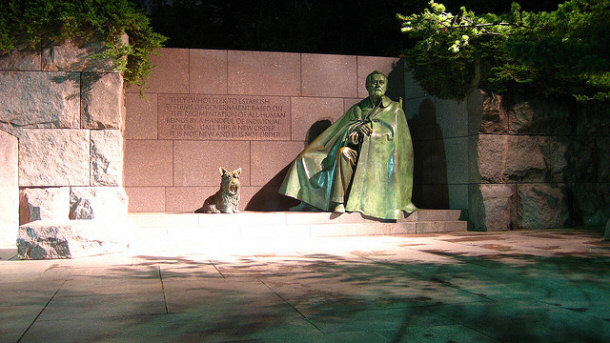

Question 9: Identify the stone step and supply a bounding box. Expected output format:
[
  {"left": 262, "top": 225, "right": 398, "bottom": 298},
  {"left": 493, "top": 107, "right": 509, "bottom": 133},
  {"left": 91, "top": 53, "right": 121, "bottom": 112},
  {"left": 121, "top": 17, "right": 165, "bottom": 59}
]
[{"left": 129, "top": 210, "right": 467, "bottom": 241}]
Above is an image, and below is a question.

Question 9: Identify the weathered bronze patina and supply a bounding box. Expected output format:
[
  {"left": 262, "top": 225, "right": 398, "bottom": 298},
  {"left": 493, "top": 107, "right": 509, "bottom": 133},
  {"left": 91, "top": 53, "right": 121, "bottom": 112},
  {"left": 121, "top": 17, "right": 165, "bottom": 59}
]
[{"left": 279, "top": 71, "right": 416, "bottom": 219}]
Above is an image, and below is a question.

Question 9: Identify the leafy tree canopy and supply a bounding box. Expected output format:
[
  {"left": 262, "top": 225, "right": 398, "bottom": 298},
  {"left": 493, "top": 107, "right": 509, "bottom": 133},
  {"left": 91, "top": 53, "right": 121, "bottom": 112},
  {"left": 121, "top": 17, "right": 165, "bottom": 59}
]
[
  {"left": 398, "top": 0, "right": 610, "bottom": 102},
  {"left": 0, "top": 0, "right": 167, "bottom": 91}
]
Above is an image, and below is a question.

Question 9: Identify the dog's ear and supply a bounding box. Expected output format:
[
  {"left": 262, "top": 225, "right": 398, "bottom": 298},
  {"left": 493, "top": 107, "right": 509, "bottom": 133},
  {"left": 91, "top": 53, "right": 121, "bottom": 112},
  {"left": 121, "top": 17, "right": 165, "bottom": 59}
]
[
  {"left": 219, "top": 167, "right": 228, "bottom": 176},
  {"left": 233, "top": 168, "right": 242, "bottom": 177}
]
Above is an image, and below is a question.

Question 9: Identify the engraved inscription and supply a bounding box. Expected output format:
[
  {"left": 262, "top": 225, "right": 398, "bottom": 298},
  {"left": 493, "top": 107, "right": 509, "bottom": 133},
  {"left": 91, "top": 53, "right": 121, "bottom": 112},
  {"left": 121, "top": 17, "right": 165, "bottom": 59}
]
[{"left": 158, "top": 94, "right": 290, "bottom": 140}]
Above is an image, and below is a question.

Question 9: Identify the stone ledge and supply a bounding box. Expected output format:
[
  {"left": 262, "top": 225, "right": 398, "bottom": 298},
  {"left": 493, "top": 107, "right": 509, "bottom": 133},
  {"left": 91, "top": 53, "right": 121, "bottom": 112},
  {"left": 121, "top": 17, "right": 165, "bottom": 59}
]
[
  {"left": 128, "top": 210, "right": 467, "bottom": 241},
  {"left": 17, "top": 220, "right": 132, "bottom": 259}
]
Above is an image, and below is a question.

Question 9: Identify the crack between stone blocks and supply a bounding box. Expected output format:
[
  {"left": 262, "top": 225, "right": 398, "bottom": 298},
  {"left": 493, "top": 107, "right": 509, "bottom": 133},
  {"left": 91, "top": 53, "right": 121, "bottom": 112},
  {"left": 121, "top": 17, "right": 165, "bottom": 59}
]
[
  {"left": 16, "top": 279, "right": 67, "bottom": 343},
  {"left": 0, "top": 120, "right": 59, "bottom": 128},
  {"left": 258, "top": 278, "right": 323, "bottom": 333}
]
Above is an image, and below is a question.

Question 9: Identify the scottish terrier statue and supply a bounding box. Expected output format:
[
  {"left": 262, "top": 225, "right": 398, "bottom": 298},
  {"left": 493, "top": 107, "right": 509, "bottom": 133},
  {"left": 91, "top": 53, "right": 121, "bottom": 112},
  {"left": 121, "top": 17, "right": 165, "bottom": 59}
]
[{"left": 196, "top": 167, "right": 241, "bottom": 214}]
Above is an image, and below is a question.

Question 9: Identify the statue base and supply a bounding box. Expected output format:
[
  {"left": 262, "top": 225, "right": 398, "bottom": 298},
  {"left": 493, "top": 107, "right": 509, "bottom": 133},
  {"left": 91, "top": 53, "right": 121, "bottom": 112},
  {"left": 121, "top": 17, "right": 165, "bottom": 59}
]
[{"left": 129, "top": 210, "right": 466, "bottom": 248}]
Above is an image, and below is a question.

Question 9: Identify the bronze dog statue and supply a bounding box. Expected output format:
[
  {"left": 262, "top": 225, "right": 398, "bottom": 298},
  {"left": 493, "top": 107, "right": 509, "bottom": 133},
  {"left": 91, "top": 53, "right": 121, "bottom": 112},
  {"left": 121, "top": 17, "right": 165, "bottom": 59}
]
[{"left": 196, "top": 167, "right": 241, "bottom": 214}]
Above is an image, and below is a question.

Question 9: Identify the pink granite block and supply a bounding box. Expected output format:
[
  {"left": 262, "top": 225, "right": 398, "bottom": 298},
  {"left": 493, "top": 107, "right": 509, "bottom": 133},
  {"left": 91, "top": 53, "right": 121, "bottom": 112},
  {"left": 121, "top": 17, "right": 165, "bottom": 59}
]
[
  {"left": 173, "top": 140, "right": 250, "bottom": 187},
  {"left": 189, "top": 49, "right": 227, "bottom": 94},
  {"left": 124, "top": 140, "right": 173, "bottom": 187},
  {"left": 251, "top": 141, "right": 305, "bottom": 186},
  {"left": 127, "top": 48, "right": 188, "bottom": 93},
  {"left": 125, "top": 187, "right": 165, "bottom": 212},
  {"left": 357, "top": 56, "right": 403, "bottom": 98},
  {"left": 165, "top": 187, "right": 214, "bottom": 213},
  {"left": 166, "top": 186, "right": 257, "bottom": 213},
  {"left": 291, "top": 97, "right": 344, "bottom": 141},
  {"left": 125, "top": 93, "right": 157, "bottom": 139},
  {"left": 228, "top": 50, "right": 300, "bottom": 96},
  {"left": 302, "top": 53, "right": 357, "bottom": 98},
  {"left": 344, "top": 98, "right": 361, "bottom": 112}
]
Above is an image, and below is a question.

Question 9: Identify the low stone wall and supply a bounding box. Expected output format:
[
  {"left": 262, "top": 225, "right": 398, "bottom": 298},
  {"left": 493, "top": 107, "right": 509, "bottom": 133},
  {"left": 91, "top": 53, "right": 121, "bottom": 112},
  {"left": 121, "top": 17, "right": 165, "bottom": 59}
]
[
  {"left": 0, "top": 41, "right": 129, "bottom": 247},
  {"left": 467, "top": 90, "right": 609, "bottom": 230},
  {"left": 124, "top": 48, "right": 405, "bottom": 213}
]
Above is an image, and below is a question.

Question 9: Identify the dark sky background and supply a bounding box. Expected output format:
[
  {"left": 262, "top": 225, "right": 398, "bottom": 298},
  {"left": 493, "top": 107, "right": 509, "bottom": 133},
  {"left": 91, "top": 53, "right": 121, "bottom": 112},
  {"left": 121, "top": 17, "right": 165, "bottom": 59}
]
[{"left": 135, "top": 0, "right": 567, "bottom": 56}]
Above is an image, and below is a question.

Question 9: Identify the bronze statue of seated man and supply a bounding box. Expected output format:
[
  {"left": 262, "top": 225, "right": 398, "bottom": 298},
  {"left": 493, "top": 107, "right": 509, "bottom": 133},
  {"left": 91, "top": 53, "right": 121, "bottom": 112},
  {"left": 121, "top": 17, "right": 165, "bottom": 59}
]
[{"left": 279, "top": 70, "right": 416, "bottom": 220}]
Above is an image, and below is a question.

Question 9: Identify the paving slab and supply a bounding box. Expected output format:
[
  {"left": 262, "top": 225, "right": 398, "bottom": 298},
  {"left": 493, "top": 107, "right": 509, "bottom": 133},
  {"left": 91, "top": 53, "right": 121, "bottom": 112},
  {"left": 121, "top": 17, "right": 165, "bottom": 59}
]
[{"left": 1, "top": 228, "right": 609, "bottom": 342}]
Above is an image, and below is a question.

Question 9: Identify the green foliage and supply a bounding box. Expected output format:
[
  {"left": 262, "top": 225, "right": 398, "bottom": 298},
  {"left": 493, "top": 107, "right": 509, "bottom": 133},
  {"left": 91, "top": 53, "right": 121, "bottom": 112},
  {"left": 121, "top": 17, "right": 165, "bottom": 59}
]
[
  {"left": 398, "top": 0, "right": 610, "bottom": 102},
  {"left": 0, "top": 0, "right": 167, "bottom": 91}
]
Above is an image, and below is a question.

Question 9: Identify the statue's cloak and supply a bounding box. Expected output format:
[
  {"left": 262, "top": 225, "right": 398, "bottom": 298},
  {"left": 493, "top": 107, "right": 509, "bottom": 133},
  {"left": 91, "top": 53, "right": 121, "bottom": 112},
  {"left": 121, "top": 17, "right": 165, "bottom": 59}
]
[{"left": 279, "top": 95, "right": 416, "bottom": 220}]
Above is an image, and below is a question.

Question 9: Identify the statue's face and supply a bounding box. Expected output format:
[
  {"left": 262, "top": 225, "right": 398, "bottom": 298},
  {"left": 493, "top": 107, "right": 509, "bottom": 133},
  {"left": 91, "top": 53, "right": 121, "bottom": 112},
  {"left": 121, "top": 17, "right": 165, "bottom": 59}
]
[{"left": 366, "top": 74, "right": 387, "bottom": 99}]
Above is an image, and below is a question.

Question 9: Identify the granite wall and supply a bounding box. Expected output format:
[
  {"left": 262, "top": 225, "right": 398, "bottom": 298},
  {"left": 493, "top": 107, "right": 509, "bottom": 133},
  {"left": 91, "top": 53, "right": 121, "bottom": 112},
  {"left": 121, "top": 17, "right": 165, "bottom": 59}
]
[
  {"left": 124, "top": 48, "right": 405, "bottom": 213},
  {"left": 0, "top": 41, "right": 128, "bottom": 247}
]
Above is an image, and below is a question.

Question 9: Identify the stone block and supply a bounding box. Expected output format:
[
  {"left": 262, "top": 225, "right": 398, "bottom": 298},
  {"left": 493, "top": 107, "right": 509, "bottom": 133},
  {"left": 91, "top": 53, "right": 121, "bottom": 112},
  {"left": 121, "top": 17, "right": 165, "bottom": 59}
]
[
  {"left": 404, "top": 70, "right": 426, "bottom": 99},
  {"left": 128, "top": 48, "right": 188, "bottom": 93},
  {"left": 408, "top": 98, "right": 444, "bottom": 141},
  {"left": 125, "top": 187, "right": 165, "bottom": 213},
  {"left": 549, "top": 137, "right": 569, "bottom": 183},
  {"left": 508, "top": 98, "right": 570, "bottom": 135},
  {"left": 251, "top": 141, "right": 305, "bottom": 186},
  {"left": 444, "top": 137, "right": 469, "bottom": 185},
  {"left": 0, "top": 131, "right": 19, "bottom": 247},
  {"left": 570, "top": 183, "right": 610, "bottom": 226},
  {"left": 469, "top": 184, "right": 516, "bottom": 231},
  {"left": 357, "top": 56, "right": 403, "bottom": 99},
  {"left": 0, "top": 71, "right": 80, "bottom": 131},
  {"left": 228, "top": 50, "right": 301, "bottom": 96},
  {"left": 189, "top": 49, "right": 227, "bottom": 94},
  {"left": 90, "top": 130, "right": 124, "bottom": 186},
  {"left": 411, "top": 184, "right": 449, "bottom": 210},
  {"left": 124, "top": 140, "right": 173, "bottom": 187},
  {"left": 19, "top": 187, "right": 70, "bottom": 224},
  {"left": 173, "top": 140, "right": 250, "bottom": 186},
  {"left": 562, "top": 136, "right": 598, "bottom": 183},
  {"left": 514, "top": 183, "right": 569, "bottom": 229},
  {"left": 69, "top": 187, "right": 128, "bottom": 220},
  {"left": 19, "top": 129, "right": 90, "bottom": 187},
  {"left": 42, "top": 37, "right": 126, "bottom": 72},
  {"left": 605, "top": 218, "right": 610, "bottom": 241},
  {"left": 479, "top": 91, "right": 508, "bottom": 134},
  {"left": 0, "top": 46, "right": 41, "bottom": 71},
  {"left": 413, "top": 139, "right": 448, "bottom": 185},
  {"left": 165, "top": 186, "right": 255, "bottom": 213},
  {"left": 165, "top": 187, "right": 215, "bottom": 213},
  {"left": 474, "top": 134, "right": 549, "bottom": 183},
  {"left": 291, "top": 97, "right": 344, "bottom": 141},
  {"left": 597, "top": 137, "right": 610, "bottom": 182},
  {"left": 302, "top": 53, "right": 357, "bottom": 98},
  {"left": 81, "top": 72, "right": 125, "bottom": 130},
  {"left": 124, "top": 93, "right": 157, "bottom": 139},
  {"left": 17, "top": 220, "right": 131, "bottom": 259}
]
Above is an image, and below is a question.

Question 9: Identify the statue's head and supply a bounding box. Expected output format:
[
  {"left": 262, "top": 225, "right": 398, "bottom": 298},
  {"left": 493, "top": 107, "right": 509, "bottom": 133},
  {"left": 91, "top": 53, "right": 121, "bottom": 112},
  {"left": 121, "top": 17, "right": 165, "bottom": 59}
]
[{"left": 365, "top": 70, "right": 388, "bottom": 100}]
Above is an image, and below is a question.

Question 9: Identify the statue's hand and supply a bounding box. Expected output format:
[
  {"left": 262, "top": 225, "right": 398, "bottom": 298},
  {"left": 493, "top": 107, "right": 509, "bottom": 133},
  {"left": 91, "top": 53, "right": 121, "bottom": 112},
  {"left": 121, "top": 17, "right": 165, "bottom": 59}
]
[
  {"left": 348, "top": 131, "right": 361, "bottom": 145},
  {"left": 357, "top": 123, "right": 372, "bottom": 136}
]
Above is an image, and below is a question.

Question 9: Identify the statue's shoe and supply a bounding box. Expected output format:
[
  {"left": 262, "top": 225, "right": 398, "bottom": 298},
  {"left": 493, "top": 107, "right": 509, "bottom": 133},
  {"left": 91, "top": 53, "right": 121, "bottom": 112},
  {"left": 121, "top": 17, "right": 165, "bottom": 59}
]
[
  {"left": 289, "top": 202, "right": 316, "bottom": 211},
  {"left": 333, "top": 203, "right": 345, "bottom": 214}
]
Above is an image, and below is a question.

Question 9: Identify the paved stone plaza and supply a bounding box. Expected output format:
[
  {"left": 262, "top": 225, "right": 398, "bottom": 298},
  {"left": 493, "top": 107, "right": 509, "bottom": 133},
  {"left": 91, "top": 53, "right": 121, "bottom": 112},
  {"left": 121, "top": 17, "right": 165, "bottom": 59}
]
[{"left": 1, "top": 228, "right": 609, "bottom": 343}]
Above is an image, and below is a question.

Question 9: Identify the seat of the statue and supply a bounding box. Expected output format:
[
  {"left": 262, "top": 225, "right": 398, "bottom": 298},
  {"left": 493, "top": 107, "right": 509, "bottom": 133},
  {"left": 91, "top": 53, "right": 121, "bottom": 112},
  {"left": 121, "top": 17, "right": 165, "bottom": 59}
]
[{"left": 128, "top": 210, "right": 467, "bottom": 240}]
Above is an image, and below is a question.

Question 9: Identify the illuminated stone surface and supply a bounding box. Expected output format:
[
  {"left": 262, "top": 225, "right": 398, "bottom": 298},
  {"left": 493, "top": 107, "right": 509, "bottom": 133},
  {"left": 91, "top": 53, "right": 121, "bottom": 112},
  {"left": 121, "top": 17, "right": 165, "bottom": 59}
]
[
  {"left": 18, "top": 129, "right": 90, "bottom": 187},
  {"left": 19, "top": 188, "right": 70, "bottom": 224},
  {"left": 0, "top": 131, "right": 18, "bottom": 248},
  {"left": 81, "top": 72, "right": 125, "bottom": 130},
  {"left": 16, "top": 220, "right": 130, "bottom": 259},
  {"left": 69, "top": 187, "right": 128, "bottom": 220},
  {"left": 90, "top": 130, "right": 124, "bottom": 186}
]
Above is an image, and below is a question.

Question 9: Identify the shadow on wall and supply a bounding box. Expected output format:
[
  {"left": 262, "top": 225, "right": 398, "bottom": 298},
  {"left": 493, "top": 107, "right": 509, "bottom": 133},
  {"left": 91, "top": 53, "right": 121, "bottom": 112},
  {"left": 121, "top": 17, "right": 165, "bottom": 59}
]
[
  {"left": 410, "top": 98, "right": 449, "bottom": 209},
  {"left": 246, "top": 63, "right": 406, "bottom": 211}
]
